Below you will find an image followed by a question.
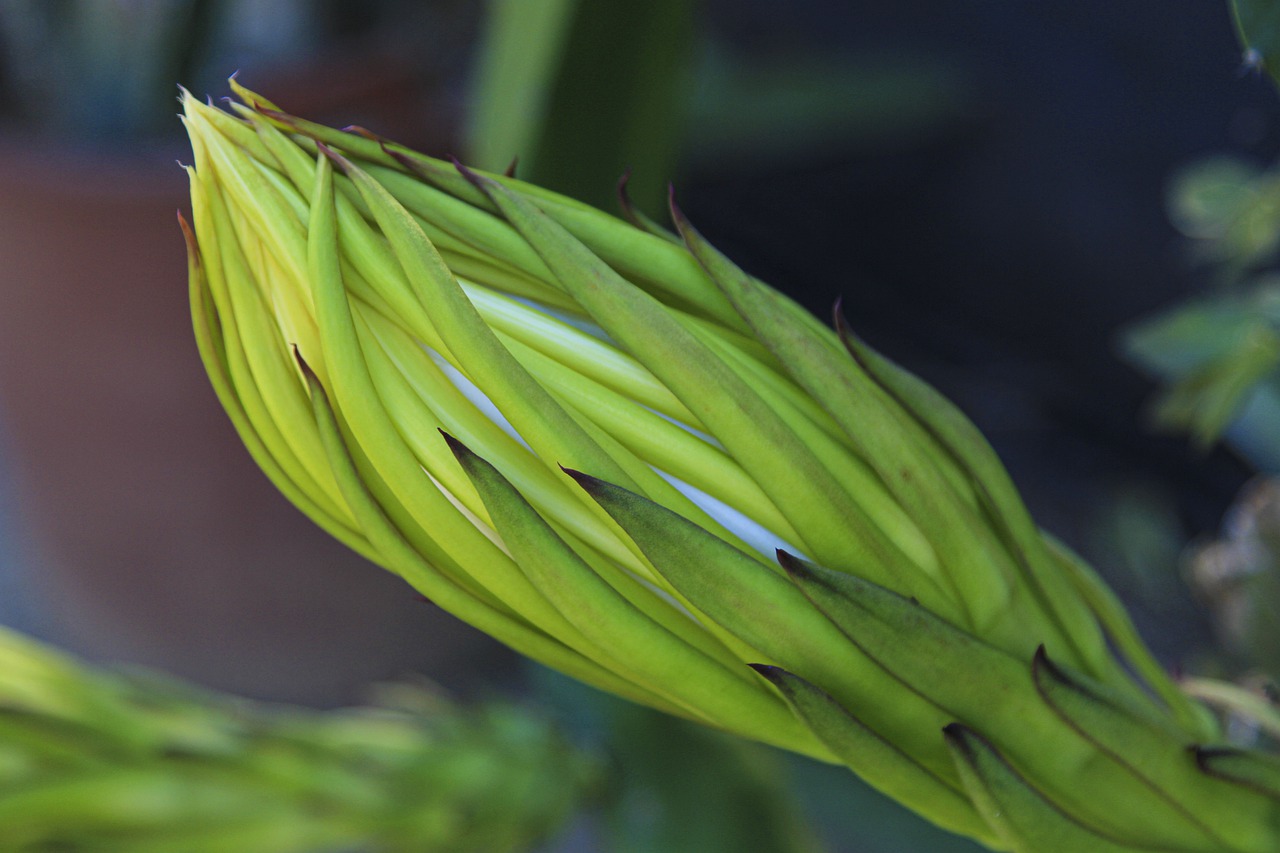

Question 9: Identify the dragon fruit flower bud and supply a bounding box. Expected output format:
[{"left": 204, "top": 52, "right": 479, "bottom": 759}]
[{"left": 181, "top": 83, "right": 1280, "bottom": 852}]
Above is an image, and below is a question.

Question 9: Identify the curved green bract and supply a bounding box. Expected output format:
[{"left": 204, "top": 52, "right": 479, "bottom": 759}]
[{"left": 181, "top": 83, "right": 1280, "bottom": 852}]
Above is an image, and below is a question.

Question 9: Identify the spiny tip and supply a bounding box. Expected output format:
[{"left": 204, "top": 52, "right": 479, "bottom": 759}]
[
  {"left": 560, "top": 466, "right": 600, "bottom": 493},
  {"left": 616, "top": 168, "right": 634, "bottom": 204},
  {"left": 1030, "top": 643, "right": 1069, "bottom": 685},
  {"left": 343, "top": 125, "right": 384, "bottom": 142},
  {"left": 667, "top": 182, "right": 684, "bottom": 222},
  {"left": 176, "top": 212, "right": 199, "bottom": 260},
  {"left": 831, "top": 295, "right": 848, "bottom": 330},
  {"left": 615, "top": 169, "right": 648, "bottom": 229},
  {"left": 438, "top": 429, "right": 470, "bottom": 459},
  {"left": 1190, "top": 744, "right": 1238, "bottom": 773},
  {"left": 451, "top": 155, "right": 487, "bottom": 190},
  {"left": 667, "top": 185, "right": 701, "bottom": 246},
  {"left": 747, "top": 663, "right": 785, "bottom": 685},
  {"left": 254, "top": 104, "right": 300, "bottom": 127},
  {"left": 291, "top": 344, "right": 318, "bottom": 383},
  {"left": 775, "top": 549, "right": 809, "bottom": 579},
  {"left": 383, "top": 145, "right": 431, "bottom": 182},
  {"left": 316, "top": 141, "right": 353, "bottom": 174},
  {"left": 941, "top": 722, "right": 987, "bottom": 761}
]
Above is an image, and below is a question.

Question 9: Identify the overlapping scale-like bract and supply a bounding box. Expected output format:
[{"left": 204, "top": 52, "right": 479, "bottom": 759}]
[{"left": 182, "top": 83, "right": 1280, "bottom": 851}]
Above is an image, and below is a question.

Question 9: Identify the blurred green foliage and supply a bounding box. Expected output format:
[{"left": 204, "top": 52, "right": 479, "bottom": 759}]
[
  {"left": 1125, "top": 298, "right": 1280, "bottom": 451},
  {"left": 464, "top": 2, "right": 965, "bottom": 218},
  {"left": 0, "top": 0, "right": 213, "bottom": 139},
  {"left": 1232, "top": 0, "right": 1280, "bottom": 85},
  {"left": 0, "top": 626, "right": 594, "bottom": 851},
  {"left": 1124, "top": 157, "right": 1280, "bottom": 468},
  {"left": 466, "top": 0, "right": 696, "bottom": 217},
  {"left": 531, "top": 665, "right": 826, "bottom": 853},
  {"left": 1121, "top": 149, "right": 1280, "bottom": 725},
  {"left": 1187, "top": 479, "right": 1280, "bottom": 684},
  {"left": 683, "top": 48, "right": 967, "bottom": 173}
]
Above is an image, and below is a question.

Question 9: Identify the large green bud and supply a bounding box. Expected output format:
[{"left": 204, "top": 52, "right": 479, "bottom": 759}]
[{"left": 181, "top": 82, "right": 1280, "bottom": 851}]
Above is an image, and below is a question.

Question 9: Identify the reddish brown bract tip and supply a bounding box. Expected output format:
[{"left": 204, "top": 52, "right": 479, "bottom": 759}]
[
  {"left": 177, "top": 211, "right": 200, "bottom": 265},
  {"left": 315, "top": 141, "right": 354, "bottom": 175}
]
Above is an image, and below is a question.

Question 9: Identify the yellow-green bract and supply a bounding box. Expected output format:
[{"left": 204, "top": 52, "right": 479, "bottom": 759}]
[{"left": 182, "top": 82, "right": 1280, "bottom": 852}]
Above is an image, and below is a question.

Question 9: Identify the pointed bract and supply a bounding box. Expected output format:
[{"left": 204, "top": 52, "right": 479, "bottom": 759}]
[{"left": 180, "top": 83, "right": 1278, "bottom": 853}]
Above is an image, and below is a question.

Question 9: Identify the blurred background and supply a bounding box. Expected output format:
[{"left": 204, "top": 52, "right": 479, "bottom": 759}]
[{"left": 0, "top": 0, "right": 1275, "bottom": 850}]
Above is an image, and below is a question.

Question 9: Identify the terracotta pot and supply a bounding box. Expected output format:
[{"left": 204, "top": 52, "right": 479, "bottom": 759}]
[{"left": 0, "top": 129, "right": 508, "bottom": 705}]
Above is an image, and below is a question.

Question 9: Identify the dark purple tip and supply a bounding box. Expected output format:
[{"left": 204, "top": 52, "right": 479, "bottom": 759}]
[
  {"left": 667, "top": 183, "right": 688, "bottom": 228},
  {"left": 384, "top": 145, "right": 452, "bottom": 187},
  {"left": 291, "top": 344, "right": 318, "bottom": 383},
  {"left": 504, "top": 155, "right": 519, "bottom": 178},
  {"left": 255, "top": 105, "right": 301, "bottom": 127},
  {"left": 343, "top": 125, "right": 384, "bottom": 142},
  {"left": 616, "top": 169, "right": 636, "bottom": 213},
  {"left": 668, "top": 187, "right": 707, "bottom": 252},
  {"left": 1030, "top": 643, "right": 1069, "bottom": 685},
  {"left": 831, "top": 296, "right": 848, "bottom": 331},
  {"left": 775, "top": 549, "right": 809, "bottom": 580},
  {"left": 833, "top": 309, "right": 873, "bottom": 370},
  {"left": 383, "top": 145, "right": 424, "bottom": 177},
  {"left": 439, "top": 429, "right": 471, "bottom": 461},
  {"left": 748, "top": 663, "right": 786, "bottom": 684},
  {"left": 1191, "top": 745, "right": 1238, "bottom": 773},
  {"left": 315, "top": 141, "right": 353, "bottom": 174},
  {"left": 560, "top": 466, "right": 603, "bottom": 494},
  {"left": 451, "top": 155, "right": 488, "bottom": 190},
  {"left": 941, "top": 722, "right": 973, "bottom": 755},
  {"left": 941, "top": 722, "right": 982, "bottom": 761},
  {"left": 832, "top": 302, "right": 853, "bottom": 337}
]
